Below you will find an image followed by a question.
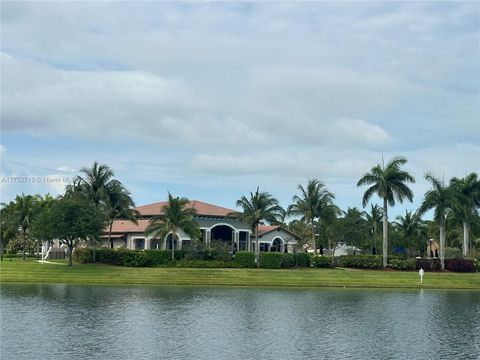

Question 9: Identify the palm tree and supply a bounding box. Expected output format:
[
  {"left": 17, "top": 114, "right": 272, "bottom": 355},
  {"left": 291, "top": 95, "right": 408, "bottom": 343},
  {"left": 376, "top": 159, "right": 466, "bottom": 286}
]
[
  {"left": 450, "top": 173, "right": 480, "bottom": 257},
  {"left": 287, "top": 179, "right": 335, "bottom": 255},
  {"left": 357, "top": 156, "right": 415, "bottom": 268},
  {"left": 145, "top": 193, "right": 201, "bottom": 260},
  {"left": 362, "top": 204, "right": 383, "bottom": 255},
  {"left": 231, "top": 187, "right": 283, "bottom": 267},
  {"left": 417, "top": 173, "right": 455, "bottom": 270},
  {"left": 106, "top": 182, "right": 140, "bottom": 249},
  {"left": 393, "top": 210, "right": 425, "bottom": 257},
  {"left": 67, "top": 162, "right": 116, "bottom": 260}
]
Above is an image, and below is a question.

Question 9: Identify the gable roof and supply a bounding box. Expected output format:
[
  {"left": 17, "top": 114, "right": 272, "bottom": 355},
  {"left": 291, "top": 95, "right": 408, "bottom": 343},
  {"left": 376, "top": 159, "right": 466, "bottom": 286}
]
[
  {"left": 135, "top": 200, "right": 235, "bottom": 217},
  {"left": 257, "top": 225, "right": 302, "bottom": 240}
]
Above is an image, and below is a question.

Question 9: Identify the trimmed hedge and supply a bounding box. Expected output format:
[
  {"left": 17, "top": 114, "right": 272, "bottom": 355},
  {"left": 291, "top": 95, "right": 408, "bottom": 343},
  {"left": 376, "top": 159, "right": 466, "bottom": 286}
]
[
  {"left": 312, "top": 255, "right": 334, "bottom": 268},
  {"left": 294, "top": 253, "right": 311, "bottom": 267},
  {"left": 388, "top": 258, "right": 416, "bottom": 271},
  {"left": 73, "top": 248, "right": 182, "bottom": 267},
  {"left": 259, "top": 253, "right": 284, "bottom": 269},
  {"left": 281, "top": 253, "right": 295, "bottom": 268},
  {"left": 445, "top": 258, "right": 476, "bottom": 272},
  {"left": 233, "top": 252, "right": 256, "bottom": 268},
  {"left": 336, "top": 255, "right": 382, "bottom": 269}
]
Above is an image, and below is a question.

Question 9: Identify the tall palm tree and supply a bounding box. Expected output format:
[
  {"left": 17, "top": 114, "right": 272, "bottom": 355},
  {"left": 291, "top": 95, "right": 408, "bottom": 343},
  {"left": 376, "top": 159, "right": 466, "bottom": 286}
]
[
  {"left": 287, "top": 179, "right": 335, "bottom": 254},
  {"left": 450, "top": 173, "right": 480, "bottom": 257},
  {"left": 231, "top": 187, "right": 283, "bottom": 267},
  {"left": 357, "top": 156, "right": 415, "bottom": 268},
  {"left": 362, "top": 204, "right": 383, "bottom": 255},
  {"left": 393, "top": 210, "right": 425, "bottom": 257},
  {"left": 106, "top": 182, "right": 140, "bottom": 249},
  {"left": 145, "top": 193, "right": 201, "bottom": 260},
  {"left": 418, "top": 173, "right": 455, "bottom": 270}
]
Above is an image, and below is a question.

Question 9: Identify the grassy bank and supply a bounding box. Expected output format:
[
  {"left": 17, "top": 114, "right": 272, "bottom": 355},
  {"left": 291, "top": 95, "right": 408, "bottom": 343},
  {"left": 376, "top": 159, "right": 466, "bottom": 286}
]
[{"left": 1, "top": 259, "right": 479, "bottom": 289}]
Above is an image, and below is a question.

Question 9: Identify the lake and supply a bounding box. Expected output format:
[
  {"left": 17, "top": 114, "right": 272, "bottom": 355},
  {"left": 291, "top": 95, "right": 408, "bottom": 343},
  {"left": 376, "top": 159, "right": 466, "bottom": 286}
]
[{"left": 1, "top": 284, "right": 479, "bottom": 359}]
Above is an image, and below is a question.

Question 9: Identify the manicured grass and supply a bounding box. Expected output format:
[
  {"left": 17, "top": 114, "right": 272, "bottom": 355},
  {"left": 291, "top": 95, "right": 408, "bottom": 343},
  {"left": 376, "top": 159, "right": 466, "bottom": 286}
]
[{"left": 1, "top": 258, "right": 479, "bottom": 289}]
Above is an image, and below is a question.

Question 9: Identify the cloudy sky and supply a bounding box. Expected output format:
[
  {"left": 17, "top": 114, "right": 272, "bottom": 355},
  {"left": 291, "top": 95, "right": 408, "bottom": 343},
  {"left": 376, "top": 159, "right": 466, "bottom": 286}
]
[{"left": 1, "top": 1, "right": 479, "bottom": 218}]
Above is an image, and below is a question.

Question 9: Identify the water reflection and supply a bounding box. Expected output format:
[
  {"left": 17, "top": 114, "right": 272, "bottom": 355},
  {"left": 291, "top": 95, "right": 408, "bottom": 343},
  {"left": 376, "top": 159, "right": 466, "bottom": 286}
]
[{"left": 1, "top": 285, "right": 479, "bottom": 360}]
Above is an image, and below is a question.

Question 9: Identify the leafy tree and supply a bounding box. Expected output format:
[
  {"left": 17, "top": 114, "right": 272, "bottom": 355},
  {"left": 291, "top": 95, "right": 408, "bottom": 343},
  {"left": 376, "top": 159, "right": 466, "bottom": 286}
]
[
  {"left": 0, "top": 202, "right": 18, "bottom": 260},
  {"left": 230, "top": 187, "right": 283, "bottom": 267},
  {"left": 287, "top": 179, "right": 335, "bottom": 254},
  {"left": 145, "top": 193, "right": 201, "bottom": 261},
  {"left": 357, "top": 156, "right": 415, "bottom": 268},
  {"left": 417, "top": 174, "right": 456, "bottom": 270},
  {"left": 32, "top": 197, "right": 106, "bottom": 266},
  {"left": 362, "top": 204, "right": 383, "bottom": 255},
  {"left": 450, "top": 173, "right": 480, "bottom": 257}
]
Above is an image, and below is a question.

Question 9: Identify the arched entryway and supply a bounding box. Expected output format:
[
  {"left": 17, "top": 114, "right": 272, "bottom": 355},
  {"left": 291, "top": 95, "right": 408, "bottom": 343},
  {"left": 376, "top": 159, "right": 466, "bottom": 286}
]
[
  {"left": 270, "top": 237, "right": 283, "bottom": 252},
  {"left": 210, "top": 225, "right": 234, "bottom": 245}
]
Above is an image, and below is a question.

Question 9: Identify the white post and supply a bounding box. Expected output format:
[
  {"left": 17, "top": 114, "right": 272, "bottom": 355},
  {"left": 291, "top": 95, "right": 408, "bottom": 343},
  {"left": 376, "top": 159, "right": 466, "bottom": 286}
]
[{"left": 419, "top": 268, "right": 424, "bottom": 284}]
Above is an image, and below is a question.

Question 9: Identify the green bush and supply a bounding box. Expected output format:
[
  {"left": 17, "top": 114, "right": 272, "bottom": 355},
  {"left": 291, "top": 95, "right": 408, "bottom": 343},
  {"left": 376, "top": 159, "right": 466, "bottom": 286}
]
[
  {"left": 444, "top": 247, "right": 464, "bottom": 259},
  {"left": 233, "top": 251, "right": 256, "bottom": 268},
  {"left": 281, "top": 253, "right": 295, "bottom": 268},
  {"left": 388, "top": 258, "right": 416, "bottom": 271},
  {"left": 294, "top": 252, "right": 311, "bottom": 267},
  {"left": 73, "top": 247, "right": 93, "bottom": 263},
  {"left": 312, "top": 255, "right": 334, "bottom": 268},
  {"left": 183, "top": 240, "right": 232, "bottom": 261},
  {"left": 175, "top": 259, "right": 234, "bottom": 268},
  {"left": 473, "top": 259, "right": 480, "bottom": 272},
  {"left": 259, "top": 252, "right": 284, "bottom": 269},
  {"left": 2, "top": 253, "right": 38, "bottom": 259},
  {"left": 336, "top": 255, "right": 382, "bottom": 269}
]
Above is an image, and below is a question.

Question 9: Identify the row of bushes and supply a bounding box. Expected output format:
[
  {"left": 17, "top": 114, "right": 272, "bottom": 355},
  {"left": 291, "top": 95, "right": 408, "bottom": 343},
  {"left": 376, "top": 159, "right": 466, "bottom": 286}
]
[
  {"left": 73, "top": 248, "right": 312, "bottom": 269},
  {"left": 73, "top": 248, "right": 477, "bottom": 272}
]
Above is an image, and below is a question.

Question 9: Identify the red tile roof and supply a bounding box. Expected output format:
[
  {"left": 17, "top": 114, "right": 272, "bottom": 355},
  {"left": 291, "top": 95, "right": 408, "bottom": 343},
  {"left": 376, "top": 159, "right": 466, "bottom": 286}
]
[
  {"left": 257, "top": 225, "right": 280, "bottom": 236},
  {"left": 107, "top": 219, "right": 150, "bottom": 233},
  {"left": 135, "top": 200, "right": 235, "bottom": 217}
]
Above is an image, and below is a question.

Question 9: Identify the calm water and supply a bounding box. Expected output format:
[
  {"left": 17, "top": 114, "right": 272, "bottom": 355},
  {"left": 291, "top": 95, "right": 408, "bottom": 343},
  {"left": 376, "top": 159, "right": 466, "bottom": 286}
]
[{"left": 1, "top": 285, "right": 479, "bottom": 360}]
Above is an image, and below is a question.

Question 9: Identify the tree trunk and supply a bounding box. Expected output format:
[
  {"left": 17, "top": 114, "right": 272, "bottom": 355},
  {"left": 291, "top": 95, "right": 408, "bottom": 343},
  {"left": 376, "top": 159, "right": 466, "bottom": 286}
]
[
  {"left": 68, "top": 246, "right": 73, "bottom": 266},
  {"left": 171, "top": 229, "right": 176, "bottom": 261},
  {"left": 22, "top": 230, "right": 26, "bottom": 261},
  {"left": 463, "top": 221, "right": 469, "bottom": 258},
  {"left": 382, "top": 198, "right": 388, "bottom": 268},
  {"left": 255, "top": 225, "right": 260, "bottom": 268},
  {"left": 0, "top": 236, "right": 4, "bottom": 261},
  {"left": 440, "top": 215, "right": 446, "bottom": 271},
  {"left": 109, "top": 221, "right": 114, "bottom": 249},
  {"left": 311, "top": 220, "right": 316, "bottom": 255}
]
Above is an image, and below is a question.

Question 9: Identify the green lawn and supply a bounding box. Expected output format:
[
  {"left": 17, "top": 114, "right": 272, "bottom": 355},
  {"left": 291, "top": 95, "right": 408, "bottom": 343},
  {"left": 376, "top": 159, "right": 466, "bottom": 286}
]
[{"left": 1, "top": 258, "right": 479, "bottom": 289}]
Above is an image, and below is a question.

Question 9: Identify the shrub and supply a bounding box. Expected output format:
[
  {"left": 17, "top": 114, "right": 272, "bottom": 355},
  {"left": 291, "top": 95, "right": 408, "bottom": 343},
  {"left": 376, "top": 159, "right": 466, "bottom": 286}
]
[
  {"left": 445, "top": 258, "right": 475, "bottom": 272},
  {"left": 312, "top": 255, "right": 334, "bottom": 268},
  {"left": 233, "top": 251, "right": 256, "bottom": 268},
  {"left": 388, "top": 258, "right": 416, "bottom": 271},
  {"left": 183, "top": 240, "right": 232, "bottom": 261},
  {"left": 294, "top": 252, "right": 311, "bottom": 267},
  {"left": 73, "top": 248, "right": 93, "bottom": 263},
  {"left": 175, "top": 259, "right": 234, "bottom": 268},
  {"left": 281, "top": 253, "right": 295, "bottom": 268},
  {"left": 336, "top": 255, "right": 382, "bottom": 269},
  {"left": 2, "top": 253, "right": 38, "bottom": 259},
  {"left": 415, "top": 258, "right": 441, "bottom": 271},
  {"left": 473, "top": 259, "right": 480, "bottom": 272},
  {"left": 445, "top": 247, "right": 464, "bottom": 259},
  {"left": 259, "top": 253, "right": 284, "bottom": 269}
]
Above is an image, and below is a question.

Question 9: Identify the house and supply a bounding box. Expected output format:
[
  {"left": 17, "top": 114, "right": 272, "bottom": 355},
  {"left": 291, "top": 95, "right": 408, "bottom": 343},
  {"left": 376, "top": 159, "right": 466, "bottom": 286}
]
[
  {"left": 103, "top": 200, "right": 299, "bottom": 253},
  {"left": 331, "top": 242, "right": 362, "bottom": 256}
]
